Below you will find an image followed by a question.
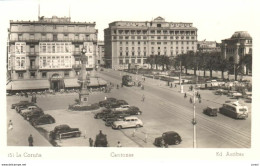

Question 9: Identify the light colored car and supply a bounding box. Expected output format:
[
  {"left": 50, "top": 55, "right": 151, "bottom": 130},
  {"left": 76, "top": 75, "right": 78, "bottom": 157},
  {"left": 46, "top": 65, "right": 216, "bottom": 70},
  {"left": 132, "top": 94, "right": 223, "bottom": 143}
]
[
  {"left": 112, "top": 116, "right": 143, "bottom": 129},
  {"left": 113, "top": 105, "right": 130, "bottom": 111},
  {"left": 20, "top": 106, "right": 39, "bottom": 114}
]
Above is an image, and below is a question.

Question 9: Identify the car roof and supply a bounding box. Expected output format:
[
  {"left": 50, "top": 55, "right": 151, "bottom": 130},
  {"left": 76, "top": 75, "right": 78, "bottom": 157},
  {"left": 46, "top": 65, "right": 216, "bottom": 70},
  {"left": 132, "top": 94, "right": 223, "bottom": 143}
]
[
  {"left": 163, "top": 131, "right": 179, "bottom": 135},
  {"left": 124, "top": 116, "right": 138, "bottom": 120}
]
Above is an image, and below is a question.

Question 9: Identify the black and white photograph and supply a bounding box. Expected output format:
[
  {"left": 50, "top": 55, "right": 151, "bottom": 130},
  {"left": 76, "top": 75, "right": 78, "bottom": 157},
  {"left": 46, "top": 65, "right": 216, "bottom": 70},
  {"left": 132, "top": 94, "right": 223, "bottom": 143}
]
[{"left": 0, "top": 0, "right": 259, "bottom": 165}]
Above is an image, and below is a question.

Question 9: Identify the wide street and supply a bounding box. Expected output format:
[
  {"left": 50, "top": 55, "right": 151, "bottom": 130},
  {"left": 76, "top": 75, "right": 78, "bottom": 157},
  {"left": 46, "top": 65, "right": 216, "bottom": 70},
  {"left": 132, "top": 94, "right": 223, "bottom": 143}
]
[{"left": 6, "top": 69, "right": 251, "bottom": 148}]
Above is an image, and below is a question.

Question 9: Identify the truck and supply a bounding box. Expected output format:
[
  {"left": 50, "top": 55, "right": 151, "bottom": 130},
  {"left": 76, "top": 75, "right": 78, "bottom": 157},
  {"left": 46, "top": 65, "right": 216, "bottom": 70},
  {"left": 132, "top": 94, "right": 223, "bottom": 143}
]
[
  {"left": 49, "top": 124, "right": 81, "bottom": 140},
  {"left": 122, "top": 75, "right": 134, "bottom": 86}
]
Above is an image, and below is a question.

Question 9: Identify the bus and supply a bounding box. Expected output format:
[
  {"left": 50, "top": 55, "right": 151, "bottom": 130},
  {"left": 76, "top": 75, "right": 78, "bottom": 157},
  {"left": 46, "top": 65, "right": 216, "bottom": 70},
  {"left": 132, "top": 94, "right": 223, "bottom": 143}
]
[{"left": 219, "top": 101, "right": 248, "bottom": 119}]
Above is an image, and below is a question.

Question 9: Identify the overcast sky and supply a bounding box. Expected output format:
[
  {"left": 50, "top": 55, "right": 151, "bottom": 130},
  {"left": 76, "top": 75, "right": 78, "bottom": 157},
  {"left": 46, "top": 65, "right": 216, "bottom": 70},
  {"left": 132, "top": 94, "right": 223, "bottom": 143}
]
[{"left": 0, "top": 0, "right": 259, "bottom": 43}]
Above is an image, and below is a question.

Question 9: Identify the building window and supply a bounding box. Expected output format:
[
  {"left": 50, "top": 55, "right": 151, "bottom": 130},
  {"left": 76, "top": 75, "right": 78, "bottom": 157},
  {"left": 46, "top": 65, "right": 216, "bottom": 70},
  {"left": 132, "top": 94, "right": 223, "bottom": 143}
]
[
  {"left": 131, "top": 59, "right": 135, "bottom": 64},
  {"left": 119, "top": 36, "right": 123, "bottom": 39},
  {"left": 151, "top": 36, "right": 154, "bottom": 39},
  {"left": 157, "top": 30, "right": 161, "bottom": 34},
  {"left": 151, "top": 42, "right": 155, "bottom": 45},
  {"left": 181, "top": 41, "right": 183, "bottom": 44},
  {"left": 30, "top": 72, "right": 36, "bottom": 78},
  {"left": 186, "top": 36, "right": 189, "bottom": 39},
  {"left": 132, "top": 52, "right": 135, "bottom": 56},
  {"left": 143, "top": 36, "right": 147, "bottom": 39},
  {"left": 120, "top": 41, "right": 122, "bottom": 45},
  {"left": 192, "top": 41, "right": 194, "bottom": 44},
  {"left": 126, "top": 52, "right": 128, "bottom": 56},
  {"left": 64, "top": 71, "right": 70, "bottom": 77},
  {"left": 126, "top": 41, "right": 128, "bottom": 45},
  {"left": 126, "top": 59, "right": 129, "bottom": 64},
  {"left": 157, "top": 24, "right": 161, "bottom": 27},
  {"left": 176, "top": 47, "right": 178, "bottom": 49},
  {"left": 131, "top": 36, "right": 135, "bottom": 39},
  {"left": 176, "top": 36, "right": 179, "bottom": 39},
  {"left": 137, "top": 36, "right": 141, "bottom": 39},
  {"left": 187, "top": 41, "right": 189, "bottom": 44},
  {"left": 157, "top": 42, "right": 161, "bottom": 45},
  {"left": 125, "top": 36, "right": 129, "bottom": 39},
  {"left": 120, "top": 47, "right": 122, "bottom": 51},
  {"left": 164, "top": 36, "right": 167, "bottom": 39},
  {"left": 171, "top": 51, "right": 173, "bottom": 56},
  {"left": 113, "top": 36, "right": 117, "bottom": 39},
  {"left": 164, "top": 42, "right": 167, "bottom": 44},
  {"left": 144, "top": 52, "right": 146, "bottom": 56},
  {"left": 119, "top": 60, "right": 123, "bottom": 64},
  {"left": 187, "top": 47, "right": 189, "bottom": 49},
  {"left": 144, "top": 42, "right": 146, "bottom": 44},
  {"left": 42, "top": 72, "right": 47, "bottom": 78},
  {"left": 18, "top": 72, "right": 23, "bottom": 79},
  {"left": 120, "top": 52, "right": 123, "bottom": 56},
  {"left": 137, "top": 59, "right": 141, "bottom": 63},
  {"left": 138, "top": 42, "right": 140, "bottom": 45},
  {"left": 157, "top": 36, "right": 161, "bottom": 39},
  {"left": 170, "top": 36, "right": 173, "bottom": 39}
]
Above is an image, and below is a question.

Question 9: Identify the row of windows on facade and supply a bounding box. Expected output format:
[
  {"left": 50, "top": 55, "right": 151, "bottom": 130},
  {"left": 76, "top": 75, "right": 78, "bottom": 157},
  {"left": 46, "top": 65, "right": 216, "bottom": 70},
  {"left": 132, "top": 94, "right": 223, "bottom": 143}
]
[
  {"left": 120, "top": 46, "right": 194, "bottom": 51},
  {"left": 16, "top": 34, "right": 93, "bottom": 40},
  {"left": 225, "top": 47, "right": 252, "bottom": 54},
  {"left": 119, "top": 50, "right": 191, "bottom": 56},
  {"left": 114, "top": 36, "right": 196, "bottom": 40},
  {"left": 114, "top": 30, "right": 196, "bottom": 35},
  {"left": 118, "top": 41, "right": 196, "bottom": 45},
  {"left": 119, "top": 59, "right": 146, "bottom": 64},
  {"left": 16, "top": 71, "right": 79, "bottom": 79}
]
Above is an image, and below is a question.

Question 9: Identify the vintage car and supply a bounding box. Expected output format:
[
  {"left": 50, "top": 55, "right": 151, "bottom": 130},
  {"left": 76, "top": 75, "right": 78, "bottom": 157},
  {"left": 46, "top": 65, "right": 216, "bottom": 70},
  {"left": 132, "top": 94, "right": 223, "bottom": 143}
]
[
  {"left": 105, "top": 117, "right": 124, "bottom": 127},
  {"left": 20, "top": 105, "right": 40, "bottom": 115},
  {"left": 154, "top": 131, "right": 182, "bottom": 147},
  {"left": 102, "top": 111, "right": 130, "bottom": 121},
  {"left": 108, "top": 100, "right": 128, "bottom": 109},
  {"left": 94, "top": 109, "right": 112, "bottom": 119},
  {"left": 49, "top": 124, "right": 81, "bottom": 140},
  {"left": 203, "top": 106, "right": 218, "bottom": 116},
  {"left": 15, "top": 102, "right": 36, "bottom": 113},
  {"left": 31, "top": 114, "right": 55, "bottom": 126},
  {"left": 125, "top": 106, "right": 142, "bottom": 115},
  {"left": 215, "top": 89, "right": 228, "bottom": 95},
  {"left": 98, "top": 98, "right": 117, "bottom": 107},
  {"left": 24, "top": 109, "right": 44, "bottom": 121},
  {"left": 113, "top": 105, "right": 131, "bottom": 111},
  {"left": 112, "top": 116, "right": 143, "bottom": 129},
  {"left": 11, "top": 100, "right": 31, "bottom": 109}
]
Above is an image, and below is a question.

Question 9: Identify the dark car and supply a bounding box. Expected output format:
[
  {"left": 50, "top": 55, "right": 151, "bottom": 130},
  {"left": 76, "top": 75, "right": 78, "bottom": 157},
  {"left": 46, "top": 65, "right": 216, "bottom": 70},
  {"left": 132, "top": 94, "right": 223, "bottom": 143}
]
[
  {"left": 49, "top": 124, "right": 81, "bottom": 140},
  {"left": 98, "top": 98, "right": 117, "bottom": 107},
  {"left": 203, "top": 106, "right": 218, "bottom": 116},
  {"left": 16, "top": 102, "right": 37, "bottom": 113},
  {"left": 125, "top": 106, "right": 142, "bottom": 115},
  {"left": 108, "top": 100, "right": 128, "bottom": 109},
  {"left": 154, "top": 131, "right": 182, "bottom": 147},
  {"left": 11, "top": 100, "right": 30, "bottom": 109},
  {"left": 31, "top": 114, "right": 55, "bottom": 126},
  {"left": 102, "top": 111, "right": 130, "bottom": 121},
  {"left": 94, "top": 109, "right": 112, "bottom": 119},
  {"left": 24, "top": 109, "right": 44, "bottom": 121},
  {"left": 94, "top": 130, "right": 108, "bottom": 147},
  {"left": 105, "top": 117, "right": 124, "bottom": 126}
]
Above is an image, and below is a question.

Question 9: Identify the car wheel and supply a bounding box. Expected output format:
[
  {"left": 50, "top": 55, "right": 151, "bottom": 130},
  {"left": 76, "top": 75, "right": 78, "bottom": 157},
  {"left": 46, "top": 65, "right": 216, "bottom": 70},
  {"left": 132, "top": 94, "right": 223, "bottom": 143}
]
[
  {"left": 118, "top": 125, "right": 122, "bottom": 129},
  {"left": 175, "top": 140, "right": 180, "bottom": 145},
  {"left": 136, "top": 124, "right": 141, "bottom": 128}
]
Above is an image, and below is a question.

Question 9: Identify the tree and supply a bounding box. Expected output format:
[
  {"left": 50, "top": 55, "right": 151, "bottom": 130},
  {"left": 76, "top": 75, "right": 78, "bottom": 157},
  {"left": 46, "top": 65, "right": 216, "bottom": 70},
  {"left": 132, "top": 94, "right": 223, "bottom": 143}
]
[
  {"left": 197, "top": 52, "right": 208, "bottom": 77},
  {"left": 146, "top": 55, "right": 155, "bottom": 69},
  {"left": 239, "top": 54, "right": 252, "bottom": 75},
  {"left": 205, "top": 52, "right": 219, "bottom": 78},
  {"left": 216, "top": 56, "right": 230, "bottom": 79}
]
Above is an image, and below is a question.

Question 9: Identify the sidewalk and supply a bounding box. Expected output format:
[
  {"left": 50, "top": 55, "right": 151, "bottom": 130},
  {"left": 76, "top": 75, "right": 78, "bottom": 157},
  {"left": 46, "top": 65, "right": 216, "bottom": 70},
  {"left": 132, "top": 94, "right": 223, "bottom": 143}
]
[{"left": 7, "top": 100, "right": 52, "bottom": 146}]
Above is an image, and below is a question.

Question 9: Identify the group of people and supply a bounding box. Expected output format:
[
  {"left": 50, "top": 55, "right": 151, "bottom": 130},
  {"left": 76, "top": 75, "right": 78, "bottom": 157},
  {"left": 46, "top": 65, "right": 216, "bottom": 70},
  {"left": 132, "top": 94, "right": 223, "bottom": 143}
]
[{"left": 184, "top": 91, "right": 202, "bottom": 103}]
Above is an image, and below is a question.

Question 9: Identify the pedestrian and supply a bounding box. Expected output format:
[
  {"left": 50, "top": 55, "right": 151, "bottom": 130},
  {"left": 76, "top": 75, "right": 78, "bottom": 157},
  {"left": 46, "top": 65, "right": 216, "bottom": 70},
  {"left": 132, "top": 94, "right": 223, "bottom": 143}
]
[
  {"left": 184, "top": 93, "right": 187, "bottom": 98},
  {"left": 89, "top": 138, "right": 93, "bottom": 147},
  {"left": 28, "top": 134, "right": 33, "bottom": 146},
  {"left": 117, "top": 84, "right": 119, "bottom": 89},
  {"left": 117, "top": 141, "right": 122, "bottom": 147},
  {"left": 199, "top": 99, "right": 202, "bottom": 103},
  {"left": 198, "top": 94, "right": 201, "bottom": 99},
  {"left": 190, "top": 97, "right": 193, "bottom": 103},
  {"left": 104, "top": 96, "right": 107, "bottom": 100},
  {"left": 142, "top": 94, "right": 145, "bottom": 102},
  {"left": 175, "top": 84, "right": 177, "bottom": 88},
  {"left": 8, "top": 120, "right": 13, "bottom": 131},
  {"left": 170, "top": 83, "right": 173, "bottom": 88}
]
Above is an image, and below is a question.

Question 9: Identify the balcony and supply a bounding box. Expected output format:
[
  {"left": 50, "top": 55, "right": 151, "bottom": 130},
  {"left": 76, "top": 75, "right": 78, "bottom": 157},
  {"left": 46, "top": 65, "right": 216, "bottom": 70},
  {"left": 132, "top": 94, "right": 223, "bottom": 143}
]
[
  {"left": 9, "top": 38, "right": 97, "bottom": 44},
  {"left": 26, "top": 52, "right": 39, "bottom": 56},
  {"left": 73, "top": 51, "right": 82, "bottom": 56}
]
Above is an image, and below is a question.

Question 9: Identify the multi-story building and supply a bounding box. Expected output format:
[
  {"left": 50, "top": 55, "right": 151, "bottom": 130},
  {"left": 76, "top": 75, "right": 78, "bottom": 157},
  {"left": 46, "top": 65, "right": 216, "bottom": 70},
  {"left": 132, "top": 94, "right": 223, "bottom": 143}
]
[
  {"left": 96, "top": 41, "right": 105, "bottom": 67},
  {"left": 7, "top": 15, "right": 99, "bottom": 91},
  {"left": 221, "top": 31, "right": 252, "bottom": 74},
  {"left": 197, "top": 40, "right": 221, "bottom": 52},
  {"left": 104, "top": 16, "right": 198, "bottom": 69}
]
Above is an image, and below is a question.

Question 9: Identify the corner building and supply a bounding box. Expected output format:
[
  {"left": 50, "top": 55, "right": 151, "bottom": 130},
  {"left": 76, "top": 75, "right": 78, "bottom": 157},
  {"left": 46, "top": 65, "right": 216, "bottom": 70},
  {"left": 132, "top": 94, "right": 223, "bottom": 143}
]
[
  {"left": 7, "top": 16, "right": 98, "bottom": 91},
  {"left": 104, "top": 17, "right": 198, "bottom": 69}
]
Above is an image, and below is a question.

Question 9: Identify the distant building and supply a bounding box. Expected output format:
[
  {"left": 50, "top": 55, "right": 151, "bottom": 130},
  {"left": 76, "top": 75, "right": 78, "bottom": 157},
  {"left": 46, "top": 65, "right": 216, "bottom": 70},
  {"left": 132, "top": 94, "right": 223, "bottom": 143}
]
[
  {"left": 221, "top": 31, "right": 252, "bottom": 74},
  {"left": 197, "top": 40, "right": 221, "bottom": 52},
  {"left": 104, "top": 16, "right": 198, "bottom": 69},
  {"left": 7, "top": 15, "right": 100, "bottom": 91},
  {"left": 97, "top": 41, "right": 105, "bottom": 67}
]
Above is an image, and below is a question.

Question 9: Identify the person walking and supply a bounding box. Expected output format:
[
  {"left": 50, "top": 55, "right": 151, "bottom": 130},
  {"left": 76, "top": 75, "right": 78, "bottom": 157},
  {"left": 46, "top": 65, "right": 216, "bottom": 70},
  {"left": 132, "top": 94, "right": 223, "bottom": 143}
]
[
  {"left": 190, "top": 97, "right": 193, "bottom": 104},
  {"left": 104, "top": 96, "right": 107, "bottom": 100},
  {"left": 8, "top": 120, "right": 13, "bottom": 131},
  {"left": 184, "top": 93, "right": 187, "bottom": 98},
  {"left": 142, "top": 94, "right": 145, "bottom": 102},
  {"left": 117, "top": 141, "right": 122, "bottom": 147},
  {"left": 28, "top": 134, "right": 33, "bottom": 146},
  {"left": 89, "top": 138, "right": 93, "bottom": 147}
]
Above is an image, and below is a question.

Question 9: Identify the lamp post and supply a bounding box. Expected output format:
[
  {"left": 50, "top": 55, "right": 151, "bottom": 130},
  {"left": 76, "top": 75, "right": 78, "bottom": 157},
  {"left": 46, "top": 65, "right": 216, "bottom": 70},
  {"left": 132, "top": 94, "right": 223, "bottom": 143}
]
[
  {"left": 179, "top": 57, "right": 183, "bottom": 93},
  {"left": 78, "top": 47, "right": 90, "bottom": 105},
  {"left": 192, "top": 89, "right": 197, "bottom": 148}
]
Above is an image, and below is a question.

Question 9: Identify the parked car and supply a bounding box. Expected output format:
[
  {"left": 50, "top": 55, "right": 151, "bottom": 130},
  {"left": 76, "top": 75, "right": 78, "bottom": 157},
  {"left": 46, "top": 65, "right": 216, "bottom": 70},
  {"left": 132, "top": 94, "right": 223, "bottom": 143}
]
[
  {"left": 16, "top": 102, "right": 36, "bottom": 113},
  {"left": 49, "top": 124, "right": 81, "bottom": 140},
  {"left": 113, "top": 105, "right": 130, "bottom": 111},
  {"left": 31, "top": 114, "right": 55, "bottom": 126},
  {"left": 109, "top": 100, "right": 128, "bottom": 108},
  {"left": 154, "top": 131, "right": 182, "bottom": 147},
  {"left": 98, "top": 97, "right": 117, "bottom": 107},
  {"left": 215, "top": 89, "right": 228, "bottom": 95},
  {"left": 112, "top": 116, "right": 143, "bottom": 129},
  {"left": 11, "top": 100, "right": 30, "bottom": 109},
  {"left": 102, "top": 111, "right": 130, "bottom": 121},
  {"left": 203, "top": 106, "right": 218, "bottom": 116},
  {"left": 105, "top": 117, "right": 123, "bottom": 126},
  {"left": 24, "top": 109, "right": 44, "bottom": 121},
  {"left": 94, "top": 109, "right": 112, "bottom": 119},
  {"left": 20, "top": 105, "right": 40, "bottom": 115},
  {"left": 125, "top": 106, "right": 142, "bottom": 115}
]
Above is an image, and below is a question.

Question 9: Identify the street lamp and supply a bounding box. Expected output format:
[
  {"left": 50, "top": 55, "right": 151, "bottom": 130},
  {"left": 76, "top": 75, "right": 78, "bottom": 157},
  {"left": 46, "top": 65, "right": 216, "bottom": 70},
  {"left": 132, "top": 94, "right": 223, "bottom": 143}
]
[
  {"left": 192, "top": 89, "right": 197, "bottom": 148},
  {"left": 179, "top": 56, "right": 184, "bottom": 93}
]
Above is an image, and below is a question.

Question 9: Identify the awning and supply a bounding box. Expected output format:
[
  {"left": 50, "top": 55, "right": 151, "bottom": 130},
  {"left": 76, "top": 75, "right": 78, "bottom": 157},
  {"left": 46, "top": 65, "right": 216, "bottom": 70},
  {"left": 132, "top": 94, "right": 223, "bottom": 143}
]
[
  {"left": 10, "top": 80, "right": 50, "bottom": 90},
  {"left": 6, "top": 82, "right": 12, "bottom": 90},
  {"left": 64, "top": 78, "right": 80, "bottom": 88},
  {"left": 89, "top": 77, "right": 99, "bottom": 86},
  {"left": 97, "top": 78, "right": 107, "bottom": 86}
]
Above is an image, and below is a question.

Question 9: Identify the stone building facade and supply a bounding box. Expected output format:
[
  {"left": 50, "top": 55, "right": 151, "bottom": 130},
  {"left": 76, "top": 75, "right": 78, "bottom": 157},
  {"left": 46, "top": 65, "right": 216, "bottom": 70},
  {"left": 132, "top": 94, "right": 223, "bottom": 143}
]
[{"left": 104, "top": 16, "right": 198, "bottom": 69}]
